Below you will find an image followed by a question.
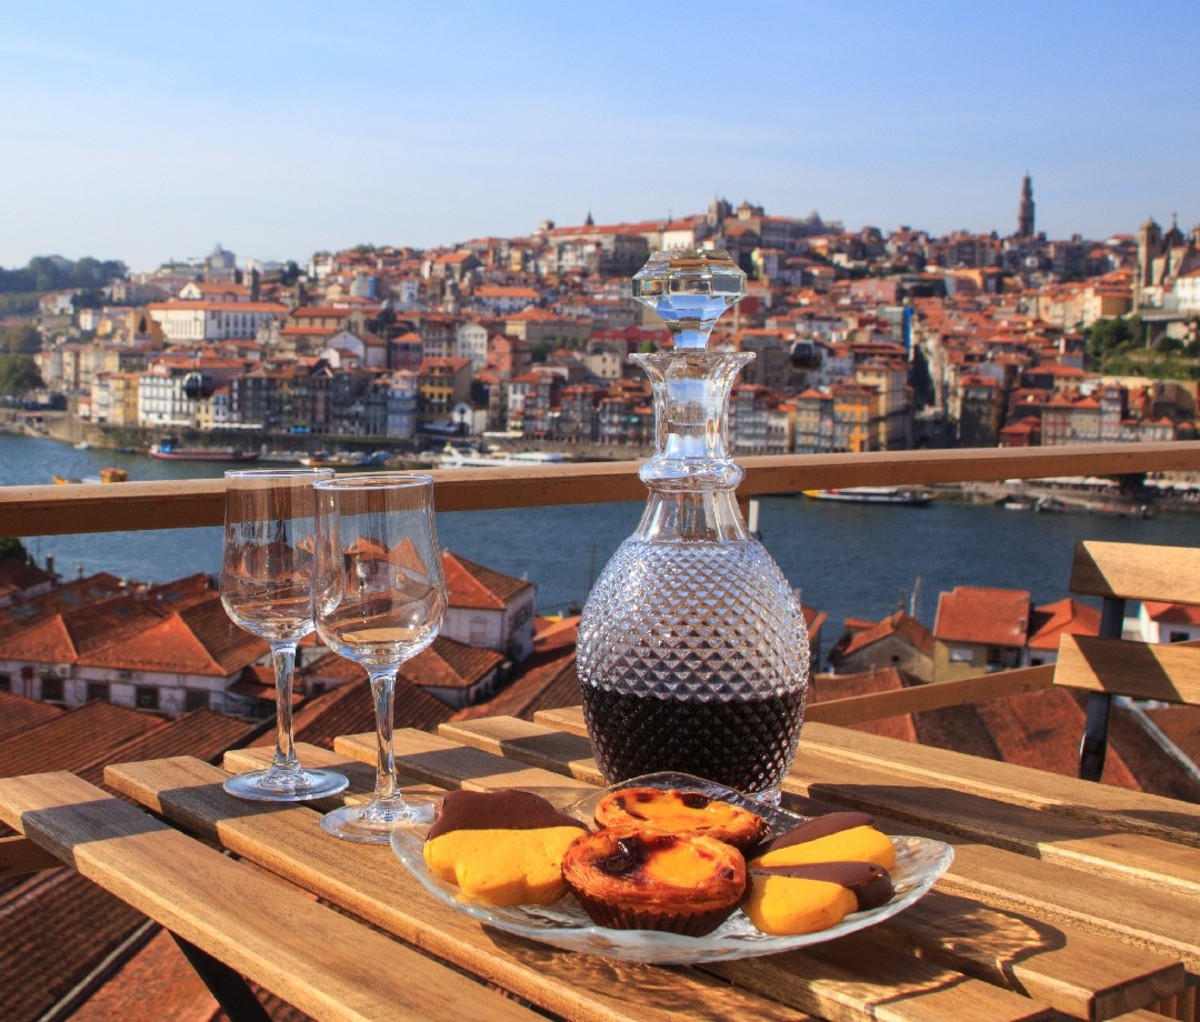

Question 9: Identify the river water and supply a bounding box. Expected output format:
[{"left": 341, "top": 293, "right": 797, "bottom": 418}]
[{"left": 5, "top": 433, "right": 1196, "bottom": 642}]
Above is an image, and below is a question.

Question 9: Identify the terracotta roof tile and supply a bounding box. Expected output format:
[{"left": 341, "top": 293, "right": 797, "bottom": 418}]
[
  {"left": 451, "top": 647, "right": 580, "bottom": 722},
  {"left": 0, "top": 689, "right": 64, "bottom": 742},
  {"left": 81, "top": 596, "right": 268, "bottom": 675},
  {"left": 400, "top": 636, "right": 504, "bottom": 691},
  {"left": 0, "top": 700, "right": 164, "bottom": 779},
  {"left": 442, "top": 551, "right": 532, "bottom": 610},
  {"left": 1026, "top": 598, "right": 1100, "bottom": 651},
  {"left": 836, "top": 611, "right": 933, "bottom": 658},
  {"left": 809, "top": 668, "right": 918, "bottom": 742},
  {"left": 78, "top": 708, "right": 256, "bottom": 787},
  {"left": 1142, "top": 601, "right": 1200, "bottom": 626},
  {"left": 934, "top": 586, "right": 1030, "bottom": 646},
  {"left": 0, "top": 869, "right": 149, "bottom": 1021},
  {"left": 65, "top": 929, "right": 218, "bottom": 1022},
  {"left": 290, "top": 675, "right": 453, "bottom": 748}
]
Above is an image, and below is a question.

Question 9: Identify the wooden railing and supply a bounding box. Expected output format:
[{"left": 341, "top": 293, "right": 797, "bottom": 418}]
[
  {"left": 3, "top": 440, "right": 1199, "bottom": 725},
  {"left": 3, "top": 440, "right": 1199, "bottom": 536}
]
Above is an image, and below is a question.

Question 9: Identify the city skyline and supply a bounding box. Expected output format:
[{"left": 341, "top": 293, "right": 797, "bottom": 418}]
[{"left": 2, "top": 1, "right": 1197, "bottom": 273}]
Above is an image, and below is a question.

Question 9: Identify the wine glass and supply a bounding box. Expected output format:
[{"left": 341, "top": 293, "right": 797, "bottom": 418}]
[
  {"left": 313, "top": 472, "right": 446, "bottom": 842},
  {"left": 220, "top": 468, "right": 349, "bottom": 801}
]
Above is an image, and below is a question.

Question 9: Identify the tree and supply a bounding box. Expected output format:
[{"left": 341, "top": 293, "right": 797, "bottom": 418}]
[
  {"left": 1085, "top": 316, "right": 1141, "bottom": 367},
  {"left": 1, "top": 324, "right": 41, "bottom": 355},
  {"left": 0, "top": 537, "right": 28, "bottom": 562},
  {"left": 0, "top": 354, "right": 44, "bottom": 396}
]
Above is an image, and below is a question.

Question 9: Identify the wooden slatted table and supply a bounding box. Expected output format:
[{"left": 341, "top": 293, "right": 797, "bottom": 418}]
[{"left": 1, "top": 710, "right": 1197, "bottom": 1022}]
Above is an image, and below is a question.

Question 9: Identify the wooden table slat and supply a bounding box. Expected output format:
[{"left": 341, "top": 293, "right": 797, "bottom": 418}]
[
  {"left": 208, "top": 745, "right": 1050, "bottom": 1022},
  {"left": 0, "top": 770, "right": 539, "bottom": 1022},
  {"left": 535, "top": 707, "right": 1200, "bottom": 849}
]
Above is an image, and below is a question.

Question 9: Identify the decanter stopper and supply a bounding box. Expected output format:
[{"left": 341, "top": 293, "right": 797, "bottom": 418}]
[{"left": 632, "top": 249, "right": 747, "bottom": 348}]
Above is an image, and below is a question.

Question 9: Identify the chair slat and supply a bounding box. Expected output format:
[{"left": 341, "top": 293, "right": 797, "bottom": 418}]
[
  {"left": 1055, "top": 635, "right": 1200, "bottom": 704},
  {"left": 1070, "top": 541, "right": 1200, "bottom": 604}
]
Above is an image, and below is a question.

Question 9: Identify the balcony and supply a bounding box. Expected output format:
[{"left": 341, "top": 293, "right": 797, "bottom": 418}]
[{"left": 1, "top": 439, "right": 1199, "bottom": 1022}]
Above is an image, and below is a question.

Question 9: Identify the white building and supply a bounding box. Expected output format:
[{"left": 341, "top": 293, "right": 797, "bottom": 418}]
[
  {"left": 441, "top": 551, "right": 536, "bottom": 663},
  {"left": 1139, "top": 601, "right": 1200, "bottom": 644},
  {"left": 455, "top": 321, "right": 489, "bottom": 371},
  {"left": 386, "top": 370, "right": 419, "bottom": 438},
  {"left": 145, "top": 300, "right": 288, "bottom": 343}
]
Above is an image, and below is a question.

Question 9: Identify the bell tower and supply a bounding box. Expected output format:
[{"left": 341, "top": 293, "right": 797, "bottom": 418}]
[{"left": 1017, "top": 174, "right": 1035, "bottom": 238}]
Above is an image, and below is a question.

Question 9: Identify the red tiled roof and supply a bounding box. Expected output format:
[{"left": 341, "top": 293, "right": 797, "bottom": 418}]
[
  {"left": 837, "top": 611, "right": 933, "bottom": 658},
  {"left": 64, "top": 928, "right": 218, "bottom": 1022},
  {"left": 443, "top": 551, "right": 533, "bottom": 610},
  {"left": 0, "top": 574, "right": 139, "bottom": 639},
  {"left": 934, "top": 586, "right": 1030, "bottom": 647},
  {"left": 400, "top": 635, "right": 503, "bottom": 691},
  {"left": 533, "top": 615, "right": 580, "bottom": 654},
  {"left": 80, "top": 596, "right": 268, "bottom": 675},
  {"left": 0, "top": 557, "right": 54, "bottom": 594},
  {"left": 808, "top": 668, "right": 918, "bottom": 742},
  {"left": 78, "top": 708, "right": 256, "bottom": 787},
  {"left": 0, "top": 869, "right": 150, "bottom": 1021},
  {"left": 451, "top": 647, "right": 580, "bottom": 722},
  {"left": 290, "top": 674, "right": 453, "bottom": 748},
  {"left": 1026, "top": 598, "right": 1100, "bottom": 651},
  {"left": 0, "top": 689, "right": 64, "bottom": 742},
  {"left": 0, "top": 700, "right": 163, "bottom": 779}
]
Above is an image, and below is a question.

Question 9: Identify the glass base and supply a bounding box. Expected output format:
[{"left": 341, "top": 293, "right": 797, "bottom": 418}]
[
  {"left": 321, "top": 794, "right": 437, "bottom": 843},
  {"left": 223, "top": 767, "right": 349, "bottom": 802}
]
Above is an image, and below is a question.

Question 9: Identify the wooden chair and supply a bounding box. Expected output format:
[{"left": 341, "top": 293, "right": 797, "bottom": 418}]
[{"left": 1055, "top": 540, "right": 1200, "bottom": 781}]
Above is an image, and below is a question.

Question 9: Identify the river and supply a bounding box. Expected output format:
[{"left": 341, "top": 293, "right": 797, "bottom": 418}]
[{"left": 4, "top": 433, "right": 1197, "bottom": 644}]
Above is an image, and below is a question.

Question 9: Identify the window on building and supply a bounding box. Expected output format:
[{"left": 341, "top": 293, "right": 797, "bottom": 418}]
[
  {"left": 1168, "top": 631, "right": 1191, "bottom": 643},
  {"left": 135, "top": 686, "right": 160, "bottom": 711},
  {"left": 0, "top": 672, "right": 9, "bottom": 692},
  {"left": 184, "top": 689, "right": 209, "bottom": 712},
  {"left": 41, "top": 675, "right": 65, "bottom": 702},
  {"left": 948, "top": 646, "right": 974, "bottom": 664},
  {"left": 86, "top": 682, "right": 110, "bottom": 703},
  {"left": 469, "top": 616, "right": 488, "bottom": 645}
]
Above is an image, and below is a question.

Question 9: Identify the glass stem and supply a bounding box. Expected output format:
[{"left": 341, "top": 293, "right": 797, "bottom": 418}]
[
  {"left": 367, "top": 667, "right": 398, "bottom": 802},
  {"left": 269, "top": 641, "right": 301, "bottom": 776}
]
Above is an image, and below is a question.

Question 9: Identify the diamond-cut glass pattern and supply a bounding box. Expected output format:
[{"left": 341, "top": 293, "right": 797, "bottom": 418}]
[{"left": 578, "top": 539, "right": 809, "bottom": 799}]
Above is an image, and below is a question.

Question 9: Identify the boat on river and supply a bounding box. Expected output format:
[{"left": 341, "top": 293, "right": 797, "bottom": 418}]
[
  {"left": 802, "top": 486, "right": 933, "bottom": 506},
  {"left": 435, "top": 445, "right": 569, "bottom": 469},
  {"left": 299, "top": 450, "right": 391, "bottom": 468},
  {"left": 148, "top": 437, "right": 259, "bottom": 462},
  {"left": 53, "top": 467, "right": 129, "bottom": 485}
]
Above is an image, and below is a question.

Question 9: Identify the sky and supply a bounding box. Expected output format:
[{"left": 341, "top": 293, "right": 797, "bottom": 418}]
[{"left": 2, "top": 1, "right": 1197, "bottom": 273}]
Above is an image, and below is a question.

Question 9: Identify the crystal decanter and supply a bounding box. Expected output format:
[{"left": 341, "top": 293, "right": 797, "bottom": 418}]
[{"left": 577, "top": 249, "right": 810, "bottom": 802}]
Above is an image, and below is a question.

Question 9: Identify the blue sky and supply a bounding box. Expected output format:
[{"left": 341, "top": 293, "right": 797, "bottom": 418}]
[{"left": 2, "top": 1, "right": 1196, "bottom": 272}]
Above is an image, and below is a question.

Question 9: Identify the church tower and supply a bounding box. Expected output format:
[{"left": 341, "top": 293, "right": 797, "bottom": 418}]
[{"left": 1017, "top": 174, "right": 1035, "bottom": 237}]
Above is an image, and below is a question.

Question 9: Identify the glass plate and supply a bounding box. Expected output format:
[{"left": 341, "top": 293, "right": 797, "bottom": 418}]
[{"left": 390, "top": 771, "right": 954, "bottom": 964}]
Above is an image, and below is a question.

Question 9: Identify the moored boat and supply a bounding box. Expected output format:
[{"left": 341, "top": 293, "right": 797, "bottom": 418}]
[
  {"left": 802, "top": 486, "right": 932, "bottom": 506},
  {"left": 436, "top": 446, "right": 570, "bottom": 468},
  {"left": 148, "top": 437, "right": 259, "bottom": 462}
]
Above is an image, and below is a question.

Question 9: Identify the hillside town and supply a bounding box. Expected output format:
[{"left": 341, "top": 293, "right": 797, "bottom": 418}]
[
  {"left": 3, "top": 187, "right": 1200, "bottom": 1020},
  {"left": 7, "top": 180, "right": 1200, "bottom": 456}
]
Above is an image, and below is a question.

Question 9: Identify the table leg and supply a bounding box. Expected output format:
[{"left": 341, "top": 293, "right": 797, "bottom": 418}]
[{"left": 171, "top": 933, "right": 272, "bottom": 1022}]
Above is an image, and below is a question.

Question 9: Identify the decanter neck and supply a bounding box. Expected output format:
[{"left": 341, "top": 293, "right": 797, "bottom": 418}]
[{"left": 631, "top": 348, "right": 754, "bottom": 542}]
